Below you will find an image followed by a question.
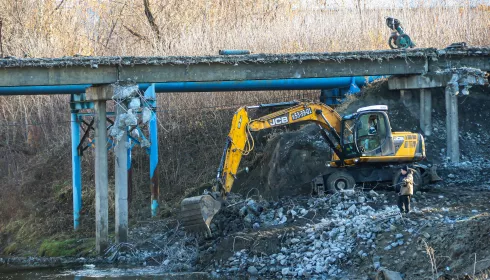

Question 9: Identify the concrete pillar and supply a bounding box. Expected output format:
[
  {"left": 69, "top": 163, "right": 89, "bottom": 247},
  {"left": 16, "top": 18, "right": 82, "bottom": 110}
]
[
  {"left": 400, "top": 89, "right": 409, "bottom": 102},
  {"left": 115, "top": 103, "right": 128, "bottom": 243},
  {"left": 87, "top": 86, "right": 112, "bottom": 254},
  {"left": 445, "top": 88, "right": 459, "bottom": 163},
  {"left": 400, "top": 90, "right": 414, "bottom": 109},
  {"left": 419, "top": 89, "right": 432, "bottom": 136},
  {"left": 94, "top": 100, "right": 109, "bottom": 254}
]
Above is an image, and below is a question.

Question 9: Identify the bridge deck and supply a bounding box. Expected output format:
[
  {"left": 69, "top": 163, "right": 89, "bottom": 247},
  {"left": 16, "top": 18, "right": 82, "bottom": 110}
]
[{"left": 0, "top": 47, "right": 488, "bottom": 88}]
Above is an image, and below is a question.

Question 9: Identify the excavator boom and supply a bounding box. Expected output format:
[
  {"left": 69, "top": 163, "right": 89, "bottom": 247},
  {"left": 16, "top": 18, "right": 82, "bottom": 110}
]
[{"left": 221, "top": 102, "right": 343, "bottom": 194}]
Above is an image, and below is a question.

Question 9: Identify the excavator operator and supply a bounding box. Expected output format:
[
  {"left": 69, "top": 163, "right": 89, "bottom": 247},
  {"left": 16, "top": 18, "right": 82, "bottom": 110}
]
[{"left": 358, "top": 114, "right": 381, "bottom": 152}]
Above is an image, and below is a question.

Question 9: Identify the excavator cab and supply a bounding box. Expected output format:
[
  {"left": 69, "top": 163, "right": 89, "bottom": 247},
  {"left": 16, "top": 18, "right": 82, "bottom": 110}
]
[{"left": 340, "top": 105, "right": 396, "bottom": 159}]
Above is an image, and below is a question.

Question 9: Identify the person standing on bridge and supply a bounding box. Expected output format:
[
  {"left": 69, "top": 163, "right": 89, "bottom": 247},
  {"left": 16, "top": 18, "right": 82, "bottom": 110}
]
[{"left": 396, "top": 165, "right": 413, "bottom": 214}]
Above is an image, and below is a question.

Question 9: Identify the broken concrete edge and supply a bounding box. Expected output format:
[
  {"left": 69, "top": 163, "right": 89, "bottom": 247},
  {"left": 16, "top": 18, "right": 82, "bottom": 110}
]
[
  {"left": 84, "top": 83, "right": 153, "bottom": 149},
  {"left": 388, "top": 67, "right": 488, "bottom": 90},
  {"left": 110, "top": 84, "right": 153, "bottom": 148},
  {"left": 439, "top": 67, "right": 488, "bottom": 96},
  {"left": 0, "top": 47, "right": 488, "bottom": 68}
]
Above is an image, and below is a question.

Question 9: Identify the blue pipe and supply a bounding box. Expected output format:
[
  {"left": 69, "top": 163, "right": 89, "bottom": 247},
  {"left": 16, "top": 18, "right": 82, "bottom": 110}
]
[
  {"left": 145, "top": 84, "right": 159, "bottom": 217},
  {"left": 219, "top": 50, "right": 251, "bottom": 55},
  {"left": 0, "top": 77, "right": 383, "bottom": 95},
  {"left": 146, "top": 76, "right": 381, "bottom": 92},
  {"left": 127, "top": 132, "right": 133, "bottom": 206},
  {"left": 71, "top": 112, "right": 82, "bottom": 230}
]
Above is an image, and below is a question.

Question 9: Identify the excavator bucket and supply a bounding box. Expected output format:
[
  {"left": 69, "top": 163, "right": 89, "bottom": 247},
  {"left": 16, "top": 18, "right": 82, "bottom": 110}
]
[{"left": 180, "top": 195, "right": 222, "bottom": 236}]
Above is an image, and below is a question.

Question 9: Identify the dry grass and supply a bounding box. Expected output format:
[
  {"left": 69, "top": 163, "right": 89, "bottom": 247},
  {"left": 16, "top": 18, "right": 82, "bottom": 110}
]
[
  {"left": 0, "top": 0, "right": 488, "bottom": 57},
  {"left": 0, "top": 0, "right": 489, "bottom": 234}
]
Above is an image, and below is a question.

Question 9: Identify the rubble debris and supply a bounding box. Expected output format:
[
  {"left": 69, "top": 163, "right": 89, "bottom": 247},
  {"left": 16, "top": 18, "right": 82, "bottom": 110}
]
[
  {"left": 128, "top": 97, "right": 141, "bottom": 109},
  {"left": 113, "top": 84, "right": 139, "bottom": 100},
  {"left": 436, "top": 67, "right": 487, "bottom": 96},
  {"left": 216, "top": 192, "right": 410, "bottom": 278},
  {"left": 142, "top": 107, "right": 153, "bottom": 124},
  {"left": 1, "top": 47, "right": 488, "bottom": 68},
  {"left": 377, "top": 267, "right": 403, "bottom": 280}
]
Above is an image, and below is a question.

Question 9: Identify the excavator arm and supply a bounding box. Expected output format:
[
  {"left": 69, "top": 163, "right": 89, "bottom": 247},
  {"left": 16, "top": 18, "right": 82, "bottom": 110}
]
[
  {"left": 218, "top": 102, "right": 344, "bottom": 196},
  {"left": 180, "top": 101, "right": 344, "bottom": 235}
]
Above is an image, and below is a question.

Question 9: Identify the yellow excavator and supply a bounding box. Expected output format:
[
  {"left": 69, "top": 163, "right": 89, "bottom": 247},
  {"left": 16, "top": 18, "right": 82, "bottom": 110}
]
[{"left": 180, "top": 101, "right": 440, "bottom": 235}]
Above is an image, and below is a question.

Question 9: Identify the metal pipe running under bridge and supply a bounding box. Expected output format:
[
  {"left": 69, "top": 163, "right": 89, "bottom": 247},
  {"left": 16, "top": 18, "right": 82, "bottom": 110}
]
[{"left": 0, "top": 76, "right": 382, "bottom": 95}]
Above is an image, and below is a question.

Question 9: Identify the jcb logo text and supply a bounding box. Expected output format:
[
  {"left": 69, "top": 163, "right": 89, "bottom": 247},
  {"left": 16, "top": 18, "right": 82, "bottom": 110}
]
[{"left": 268, "top": 115, "right": 289, "bottom": 126}]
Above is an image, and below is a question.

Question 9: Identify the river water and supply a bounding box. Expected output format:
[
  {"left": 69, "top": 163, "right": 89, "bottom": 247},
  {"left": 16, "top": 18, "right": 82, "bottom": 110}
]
[{"left": 0, "top": 266, "right": 212, "bottom": 280}]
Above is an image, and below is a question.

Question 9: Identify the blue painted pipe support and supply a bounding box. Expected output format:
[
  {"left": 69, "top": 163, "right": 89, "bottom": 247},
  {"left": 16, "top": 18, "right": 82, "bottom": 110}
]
[
  {"left": 348, "top": 76, "right": 361, "bottom": 94},
  {"left": 144, "top": 84, "right": 159, "bottom": 217},
  {"left": 127, "top": 131, "right": 133, "bottom": 206},
  {"left": 71, "top": 111, "right": 82, "bottom": 230},
  {"left": 0, "top": 76, "right": 385, "bottom": 95}
]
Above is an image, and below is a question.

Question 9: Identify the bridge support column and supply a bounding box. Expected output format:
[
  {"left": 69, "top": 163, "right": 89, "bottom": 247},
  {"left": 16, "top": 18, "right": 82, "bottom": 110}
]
[
  {"left": 144, "top": 85, "right": 159, "bottom": 217},
  {"left": 94, "top": 99, "right": 108, "bottom": 254},
  {"left": 87, "top": 85, "right": 112, "bottom": 254},
  {"left": 445, "top": 87, "right": 459, "bottom": 163},
  {"left": 419, "top": 89, "right": 432, "bottom": 136},
  {"left": 71, "top": 112, "right": 82, "bottom": 230},
  {"left": 127, "top": 136, "right": 133, "bottom": 208},
  {"left": 115, "top": 102, "right": 128, "bottom": 243},
  {"left": 399, "top": 89, "right": 415, "bottom": 109}
]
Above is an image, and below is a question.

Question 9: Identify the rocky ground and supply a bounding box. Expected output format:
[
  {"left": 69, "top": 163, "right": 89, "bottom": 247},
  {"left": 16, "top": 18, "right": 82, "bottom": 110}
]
[
  {"left": 197, "top": 168, "right": 490, "bottom": 279},
  {"left": 5, "top": 167, "right": 483, "bottom": 279},
  {"left": 5, "top": 168, "right": 486, "bottom": 279}
]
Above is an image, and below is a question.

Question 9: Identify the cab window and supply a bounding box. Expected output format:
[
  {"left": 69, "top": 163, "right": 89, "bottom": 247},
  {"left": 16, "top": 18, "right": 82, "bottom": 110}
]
[
  {"left": 341, "top": 119, "right": 358, "bottom": 158},
  {"left": 356, "top": 113, "right": 387, "bottom": 152}
]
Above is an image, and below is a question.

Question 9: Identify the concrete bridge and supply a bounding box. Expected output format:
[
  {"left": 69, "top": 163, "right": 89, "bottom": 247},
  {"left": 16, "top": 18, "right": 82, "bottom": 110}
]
[
  {"left": 1, "top": 46, "right": 488, "bottom": 253},
  {"left": 0, "top": 47, "right": 488, "bottom": 87}
]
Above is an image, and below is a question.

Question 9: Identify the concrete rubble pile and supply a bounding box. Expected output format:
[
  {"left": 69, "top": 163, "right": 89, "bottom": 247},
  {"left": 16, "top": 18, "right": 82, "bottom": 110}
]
[
  {"left": 109, "top": 84, "right": 152, "bottom": 147},
  {"left": 218, "top": 190, "right": 412, "bottom": 278},
  {"left": 106, "top": 222, "right": 199, "bottom": 271}
]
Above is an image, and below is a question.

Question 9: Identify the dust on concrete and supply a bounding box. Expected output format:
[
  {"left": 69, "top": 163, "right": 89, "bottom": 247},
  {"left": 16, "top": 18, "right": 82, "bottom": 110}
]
[{"left": 0, "top": 46, "right": 488, "bottom": 68}]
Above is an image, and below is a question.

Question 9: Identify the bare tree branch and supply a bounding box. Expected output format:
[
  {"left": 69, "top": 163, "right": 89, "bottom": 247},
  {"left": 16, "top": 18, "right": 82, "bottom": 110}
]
[
  {"left": 54, "top": 0, "right": 66, "bottom": 11},
  {"left": 105, "top": 4, "right": 127, "bottom": 48},
  {"left": 0, "top": 18, "right": 3, "bottom": 57},
  {"left": 143, "top": 0, "right": 160, "bottom": 40},
  {"left": 123, "top": 25, "right": 148, "bottom": 42}
]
